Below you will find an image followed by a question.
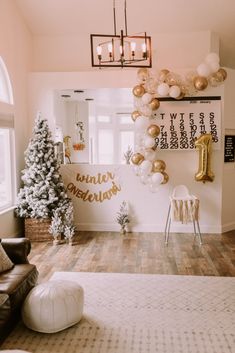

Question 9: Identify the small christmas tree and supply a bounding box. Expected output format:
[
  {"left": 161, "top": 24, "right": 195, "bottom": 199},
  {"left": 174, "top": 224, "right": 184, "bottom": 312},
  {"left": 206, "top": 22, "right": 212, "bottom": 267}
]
[
  {"left": 16, "top": 113, "right": 74, "bottom": 239},
  {"left": 116, "top": 200, "right": 130, "bottom": 234}
]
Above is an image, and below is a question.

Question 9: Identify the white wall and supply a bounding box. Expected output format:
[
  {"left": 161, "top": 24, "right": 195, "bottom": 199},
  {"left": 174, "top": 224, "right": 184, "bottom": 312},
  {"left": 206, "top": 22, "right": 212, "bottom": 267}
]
[
  {"left": 28, "top": 67, "right": 226, "bottom": 233},
  {"left": 222, "top": 69, "right": 235, "bottom": 232},
  {"left": 60, "top": 159, "right": 223, "bottom": 233},
  {"left": 0, "top": 0, "right": 32, "bottom": 237},
  {"left": 32, "top": 31, "right": 218, "bottom": 72}
]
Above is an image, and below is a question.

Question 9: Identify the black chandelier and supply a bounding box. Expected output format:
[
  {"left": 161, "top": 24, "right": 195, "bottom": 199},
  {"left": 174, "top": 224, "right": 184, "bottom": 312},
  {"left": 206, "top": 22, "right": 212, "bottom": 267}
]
[{"left": 90, "top": 0, "right": 152, "bottom": 68}]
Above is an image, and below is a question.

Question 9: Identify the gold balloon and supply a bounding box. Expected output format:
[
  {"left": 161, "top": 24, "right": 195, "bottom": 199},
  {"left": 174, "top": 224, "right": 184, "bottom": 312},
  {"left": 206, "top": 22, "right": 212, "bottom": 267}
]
[
  {"left": 131, "top": 153, "right": 144, "bottom": 165},
  {"left": 208, "top": 72, "right": 223, "bottom": 87},
  {"left": 131, "top": 110, "right": 141, "bottom": 122},
  {"left": 161, "top": 172, "right": 169, "bottom": 184},
  {"left": 144, "top": 77, "right": 158, "bottom": 94},
  {"left": 165, "top": 72, "right": 181, "bottom": 86},
  {"left": 137, "top": 68, "right": 149, "bottom": 82},
  {"left": 149, "top": 98, "right": 160, "bottom": 111},
  {"left": 217, "top": 68, "right": 227, "bottom": 81},
  {"left": 147, "top": 124, "right": 160, "bottom": 138},
  {"left": 152, "top": 159, "right": 166, "bottom": 173},
  {"left": 195, "top": 134, "right": 214, "bottom": 182},
  {"left": 159, "top": 69, "right": 170, "bottom": 82},
  {"left": 132, "top": 85, "right": 145, "bottom": 97},
  {"left": 193, "top": 76, "right": 208, "bottom": 91}
]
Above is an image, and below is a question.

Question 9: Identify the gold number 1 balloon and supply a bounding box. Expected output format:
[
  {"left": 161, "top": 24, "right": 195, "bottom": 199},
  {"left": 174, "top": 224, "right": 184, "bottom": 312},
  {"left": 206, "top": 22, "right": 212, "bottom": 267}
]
[{"left": 195, "top": 133, "right": 214, "bottom": 182}]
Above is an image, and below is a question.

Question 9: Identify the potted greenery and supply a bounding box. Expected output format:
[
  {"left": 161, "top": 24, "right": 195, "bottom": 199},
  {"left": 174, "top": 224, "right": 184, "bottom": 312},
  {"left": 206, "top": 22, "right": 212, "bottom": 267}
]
[{"left": 116, "top": 200, "right": 130, "bottom": 234}]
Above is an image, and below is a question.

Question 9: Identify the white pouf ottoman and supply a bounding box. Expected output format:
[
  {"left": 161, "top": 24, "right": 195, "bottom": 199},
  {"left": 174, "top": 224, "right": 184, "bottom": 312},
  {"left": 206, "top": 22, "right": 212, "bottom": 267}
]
[{"left": 22, "top": 280, "right": 84, "bottom": 333}]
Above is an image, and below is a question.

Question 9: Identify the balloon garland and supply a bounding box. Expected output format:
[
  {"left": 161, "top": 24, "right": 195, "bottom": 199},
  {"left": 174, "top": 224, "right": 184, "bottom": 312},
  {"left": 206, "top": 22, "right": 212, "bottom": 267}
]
[{"left": 131, "top": 52, "right": 227, "bottom": 192}]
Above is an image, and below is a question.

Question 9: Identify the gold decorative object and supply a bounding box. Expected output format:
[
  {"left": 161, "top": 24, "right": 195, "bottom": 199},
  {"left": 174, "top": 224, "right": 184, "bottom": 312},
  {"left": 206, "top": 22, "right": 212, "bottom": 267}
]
[
  {"left": 193, "top": 76, "right": 208, "bottom": 91},
  {"left": 165, "top": 72, "right": 181, "bottom": 86},
  {"left": 63, "top": 135, "right": 71, "bottom": 164},
  {"left": 137, "top": 68, "right": 149, "bottom": 82},
  {"left": 159, "top": 69, "right": 170, "bottom": 82},
  {"left": 131, "top": 110, "right": 141, "bottom": 122},
  {"left": 149, "top": 98, "right": 160, "bottom": 110},
  {"left": 132, "top": 85, "right": 145, "bottom": 97},
  {"left": 147, "top": 124, "right": 160, "bottom": 138},
  {"left": 217, "top": 68, "right": 227, "bottom": 81},
  {"left": 131, "top": 53, "right": 227, "bottom": 190},
  {"left": 161, "top": 172, "right": 169, "bottom": 184},
  {"left": 131, "top": 152, "right": 145, "bottom": 165},
  {"left": 152, "top": 160, "right": 166, "bottom": 173},
  {"left": 208, "top": 73, "right": 223, "bottom": 87},
  {"left": 66, "top": 171, "right": 122, "bottom": 203},
  {"left": 195, "top": 133, "right": 214, "bottom": 182}
]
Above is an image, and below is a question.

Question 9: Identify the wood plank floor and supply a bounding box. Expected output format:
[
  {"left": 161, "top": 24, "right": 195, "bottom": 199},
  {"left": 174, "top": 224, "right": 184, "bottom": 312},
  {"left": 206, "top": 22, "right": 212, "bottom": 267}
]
[{"left": 28, "top": 230, "right": 235, "bottom": 283}]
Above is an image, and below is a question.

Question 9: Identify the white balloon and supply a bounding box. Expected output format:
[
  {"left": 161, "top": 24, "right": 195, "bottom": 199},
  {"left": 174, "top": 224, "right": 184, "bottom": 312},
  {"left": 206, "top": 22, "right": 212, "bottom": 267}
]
[
  {"left": 141, "top": 93, "right": 153, "bottom": 104},
  {"left": 135, "top": 116, "right": 149, "bottom": 131},
  {"left": 144, "top": 148, "right": 157, "bottom": 162},
  {"left": 140, "top": 160, "right": 152, "bottom": 175},
  {"left": 151, "top": 172, "right": 164, "bottom": 185},
  {"left": 208, "top": 61, "right": 220, "bottom": 73},
  {"left": 134, "top": 97, "right": 142, "bottom": 108},
  {"left": 134, "top": 146, "right": 145, "bottom": 156},
  {"left": 144, "top": 78, "right": 158, "bottom": 93},
  {"left": 197, "top": 62, "right": 212, "bottom": 77},
  {"left": 143, "top": 135, "right": 156, "bottom": 148},
  {"left": 133, "top": 165, "right": 140, "bottom": 176},
  {"left": 135, "top": 132, "right": 145, "bottom": 144},
  {"left": 149, "top": 184, "right": 160, "bottom": 193},
  {"left": 205, "top": 52, "right": 220, "bottom": 64},
  {"left": 140, "top": 174, "right": 150, "bottom": 184},
  {"left": 140, "top": 105, "right": 153, "bottom": 117},
  {"left": 169, "top": 85, "right": 181, "bottom": 99},
  {"left": 157, "top": 82, "right": 170, "bottom": 96}
]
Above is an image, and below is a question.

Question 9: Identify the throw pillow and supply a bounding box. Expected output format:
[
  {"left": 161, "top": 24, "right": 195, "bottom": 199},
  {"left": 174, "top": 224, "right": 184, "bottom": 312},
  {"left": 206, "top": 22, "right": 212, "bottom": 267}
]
[{"left": 0, "top": 243, "right": 14, "bottom": 273}]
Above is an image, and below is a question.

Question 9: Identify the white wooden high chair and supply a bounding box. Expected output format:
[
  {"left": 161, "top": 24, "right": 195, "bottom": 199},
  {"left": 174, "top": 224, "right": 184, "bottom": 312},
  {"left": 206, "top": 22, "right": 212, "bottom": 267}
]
[{"left": 164, "top": 185, "right": 202, "bottom": 245}]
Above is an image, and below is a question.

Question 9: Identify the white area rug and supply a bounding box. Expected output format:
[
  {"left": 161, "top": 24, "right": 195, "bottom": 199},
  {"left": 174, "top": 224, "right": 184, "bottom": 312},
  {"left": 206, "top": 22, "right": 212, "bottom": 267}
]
[{"left": 2, "top": 272, "right": 235, "bottom": 353}]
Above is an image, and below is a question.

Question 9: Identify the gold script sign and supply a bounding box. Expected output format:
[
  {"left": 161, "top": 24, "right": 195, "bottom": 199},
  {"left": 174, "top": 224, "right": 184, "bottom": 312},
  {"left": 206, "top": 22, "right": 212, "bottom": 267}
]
[{"left": 66, "top": 171, "right": 121, "bottom": 202}]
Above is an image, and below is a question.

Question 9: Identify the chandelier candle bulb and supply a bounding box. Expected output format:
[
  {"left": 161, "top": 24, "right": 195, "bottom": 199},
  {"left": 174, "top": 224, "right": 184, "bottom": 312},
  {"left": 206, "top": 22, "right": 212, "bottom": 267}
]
[
  {"left": 108, "top": 42, "right": 113, "bottom": 58},
  {"left": 142, "top": 42, "right": 147, "bottom": 57},
  {"left": 96, "top": 45, "right": 102, "bottom": 61},
  {"left": 131, "top": 41, "right": 136, "bottom": 57}
]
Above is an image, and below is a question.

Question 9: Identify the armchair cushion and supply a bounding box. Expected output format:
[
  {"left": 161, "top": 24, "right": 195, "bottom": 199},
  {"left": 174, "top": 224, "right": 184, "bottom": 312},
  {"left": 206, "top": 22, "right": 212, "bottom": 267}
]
[
  {"left": 0, "top": 244, "right": 14, "bottom": 273},
  {"left": 0, "top": 237, "right": 38, "bottom": 344},
  {"left": 1, "top": 238, "right": 31, "bottom": 264}
]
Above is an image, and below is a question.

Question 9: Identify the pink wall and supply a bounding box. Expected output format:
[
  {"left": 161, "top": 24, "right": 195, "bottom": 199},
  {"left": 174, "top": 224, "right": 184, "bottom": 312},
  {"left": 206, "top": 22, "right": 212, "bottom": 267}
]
[{"left": 0, "top": 0, "right": 32, "bottom": 236}]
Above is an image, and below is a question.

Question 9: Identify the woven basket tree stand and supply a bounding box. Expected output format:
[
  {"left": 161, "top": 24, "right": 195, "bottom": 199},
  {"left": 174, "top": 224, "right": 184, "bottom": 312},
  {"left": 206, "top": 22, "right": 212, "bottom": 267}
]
[{"left": 24, "top": 218, "right": 52, "bottom": 242}]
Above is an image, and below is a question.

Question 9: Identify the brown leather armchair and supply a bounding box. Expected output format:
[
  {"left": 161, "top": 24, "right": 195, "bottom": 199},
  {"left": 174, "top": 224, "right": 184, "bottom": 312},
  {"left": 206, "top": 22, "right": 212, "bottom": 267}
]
[{"left": 0, "top": 238, "right": 38, "bottom": 343}]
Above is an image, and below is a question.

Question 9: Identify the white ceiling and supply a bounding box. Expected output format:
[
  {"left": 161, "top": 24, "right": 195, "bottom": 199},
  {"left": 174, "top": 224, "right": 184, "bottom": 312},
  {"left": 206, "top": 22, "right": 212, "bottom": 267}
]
[
  {"left": 14, "top": 0, "right": 235, "bottom": 69},
  {"left": 58, "top": 88, "right": 133, "bottom": 107}
]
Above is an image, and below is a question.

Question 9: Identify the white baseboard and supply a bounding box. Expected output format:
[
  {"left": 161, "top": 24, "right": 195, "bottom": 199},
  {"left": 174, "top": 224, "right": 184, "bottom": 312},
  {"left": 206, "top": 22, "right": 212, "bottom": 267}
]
[
  {"left": 76, "top": 222, "right": 222, "bottom": 234},
  {"left": 221, "top": 222, "right": 235, "bottom": 233}
]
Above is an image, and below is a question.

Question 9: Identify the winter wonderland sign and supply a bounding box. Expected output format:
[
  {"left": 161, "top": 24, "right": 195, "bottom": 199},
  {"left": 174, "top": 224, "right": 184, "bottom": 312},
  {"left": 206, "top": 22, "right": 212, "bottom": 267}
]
[
  {"left": 153, "top": 97, "right": 221, "bottom": 150},
  {"left": 60, "top": 167, "right": 122, "bottom": 203}
]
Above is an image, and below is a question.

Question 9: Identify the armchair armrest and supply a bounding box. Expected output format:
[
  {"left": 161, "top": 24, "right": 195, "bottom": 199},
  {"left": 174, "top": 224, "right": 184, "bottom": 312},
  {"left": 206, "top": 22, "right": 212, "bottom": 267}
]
[{"left": 1, "top": 238, "right": 31, "bottom": 264}]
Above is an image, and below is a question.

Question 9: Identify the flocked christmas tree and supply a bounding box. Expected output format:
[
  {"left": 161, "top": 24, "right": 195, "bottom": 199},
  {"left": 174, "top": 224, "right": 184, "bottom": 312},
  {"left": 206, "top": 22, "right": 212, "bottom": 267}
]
[{"left": 16, "top": 113, "right": 75, "bottom": 239}]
